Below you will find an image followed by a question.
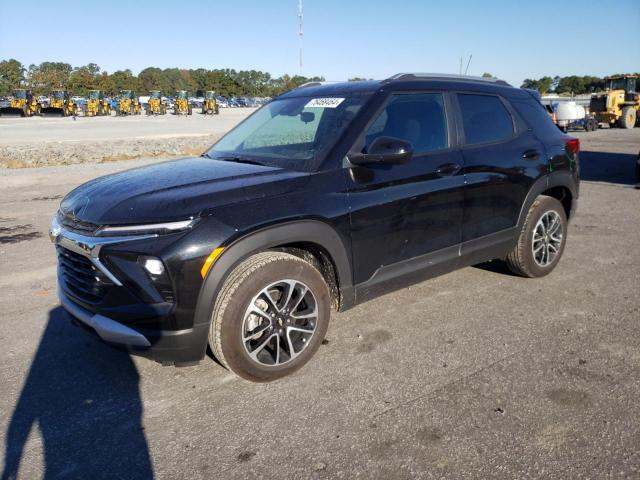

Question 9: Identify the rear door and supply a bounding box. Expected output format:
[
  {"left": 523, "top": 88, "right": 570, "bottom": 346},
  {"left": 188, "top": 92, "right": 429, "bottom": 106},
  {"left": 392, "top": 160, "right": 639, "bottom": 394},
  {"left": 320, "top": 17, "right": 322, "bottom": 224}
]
[{"left": 454, "top": 92, "right": 545, "bottom": 245}]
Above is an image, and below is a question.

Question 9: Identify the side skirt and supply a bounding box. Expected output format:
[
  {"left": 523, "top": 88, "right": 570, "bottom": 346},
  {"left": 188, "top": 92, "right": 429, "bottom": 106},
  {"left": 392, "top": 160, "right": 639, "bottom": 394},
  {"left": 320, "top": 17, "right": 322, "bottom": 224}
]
[{"left": 353, "top": 227, "right": 518, "bottom": 305}]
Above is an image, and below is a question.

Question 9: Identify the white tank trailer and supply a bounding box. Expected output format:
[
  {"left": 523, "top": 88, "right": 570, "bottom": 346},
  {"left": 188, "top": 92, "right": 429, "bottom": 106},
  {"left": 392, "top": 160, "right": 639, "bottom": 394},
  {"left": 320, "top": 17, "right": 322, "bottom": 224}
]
[{"left": 553, "top": 101, "right": 597, "bottom": 132}]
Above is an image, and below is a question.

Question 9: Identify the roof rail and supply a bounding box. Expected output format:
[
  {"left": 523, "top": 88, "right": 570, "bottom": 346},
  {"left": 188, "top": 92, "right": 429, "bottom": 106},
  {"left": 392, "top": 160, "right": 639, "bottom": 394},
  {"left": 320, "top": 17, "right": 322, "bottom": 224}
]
[
  {"left": 385, "top": 73, "right": 511, "bottom": 87},
  {"left": 297, "top": 81, "right": 325, "bottom": 89}
]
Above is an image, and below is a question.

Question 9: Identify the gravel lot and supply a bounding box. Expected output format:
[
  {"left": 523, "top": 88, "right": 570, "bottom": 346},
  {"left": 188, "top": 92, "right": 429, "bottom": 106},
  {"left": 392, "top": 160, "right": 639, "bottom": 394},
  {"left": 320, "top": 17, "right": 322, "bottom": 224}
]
[
  {"left": 0, "top": 128, "right": 638, "bottom": 479},
  {"left": 0, "top": 108, "right": 254, "bottom": 168}
]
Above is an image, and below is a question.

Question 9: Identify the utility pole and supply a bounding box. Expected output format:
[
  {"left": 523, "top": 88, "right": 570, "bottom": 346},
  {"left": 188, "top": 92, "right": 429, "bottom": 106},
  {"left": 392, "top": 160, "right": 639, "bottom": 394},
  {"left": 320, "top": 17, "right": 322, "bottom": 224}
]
[{"left": 298, "top": 0, "right": 304, "bottom": 75}]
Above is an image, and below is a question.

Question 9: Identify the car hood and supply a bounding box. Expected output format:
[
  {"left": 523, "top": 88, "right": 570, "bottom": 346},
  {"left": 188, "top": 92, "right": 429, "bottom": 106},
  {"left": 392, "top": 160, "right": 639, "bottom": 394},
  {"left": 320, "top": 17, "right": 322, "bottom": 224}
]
[{"left": 60, "top": 156, "right": 307, "bottom": 225}]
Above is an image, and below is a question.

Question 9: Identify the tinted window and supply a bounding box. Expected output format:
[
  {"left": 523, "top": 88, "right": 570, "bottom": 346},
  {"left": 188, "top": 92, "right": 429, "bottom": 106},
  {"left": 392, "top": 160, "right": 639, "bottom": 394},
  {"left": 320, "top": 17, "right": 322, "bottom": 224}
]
[
  {"left": 511, "top": 99, "right": 560, "bottom": 138},
  {"left": 365, "top": 93, "right": 448, "bottom": 154},
  {"left": 457, "top": 94, "right": 514, "bottom": 145}
]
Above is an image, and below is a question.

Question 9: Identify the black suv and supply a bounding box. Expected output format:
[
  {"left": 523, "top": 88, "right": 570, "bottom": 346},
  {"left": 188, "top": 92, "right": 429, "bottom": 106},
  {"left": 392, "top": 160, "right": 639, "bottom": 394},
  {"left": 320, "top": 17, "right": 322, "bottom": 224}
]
[{"left": 50, "top": 74, "right": 579, "bottom": 381}]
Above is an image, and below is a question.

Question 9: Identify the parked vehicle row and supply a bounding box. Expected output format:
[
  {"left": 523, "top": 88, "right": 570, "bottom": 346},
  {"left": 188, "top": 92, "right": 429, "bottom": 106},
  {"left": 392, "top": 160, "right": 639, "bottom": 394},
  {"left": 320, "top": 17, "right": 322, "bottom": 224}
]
[{"left": 0, "top": 89, "right": 268, "bottom": 117}]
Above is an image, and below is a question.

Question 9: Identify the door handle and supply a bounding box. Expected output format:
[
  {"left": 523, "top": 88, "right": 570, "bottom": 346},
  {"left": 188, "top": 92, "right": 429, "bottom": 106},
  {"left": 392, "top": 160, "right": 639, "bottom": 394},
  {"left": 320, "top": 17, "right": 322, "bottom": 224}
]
[
  {"left": 522, "top": 149, "right": 540, "bottom": 160},
  {"left": 435, "top": 163, "right": 462, "bottom": 177}
]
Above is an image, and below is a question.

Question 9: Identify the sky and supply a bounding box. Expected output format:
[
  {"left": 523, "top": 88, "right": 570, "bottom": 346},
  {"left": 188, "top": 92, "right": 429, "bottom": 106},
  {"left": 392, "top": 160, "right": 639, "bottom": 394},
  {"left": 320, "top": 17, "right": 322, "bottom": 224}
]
[{"left": 1, "top": 0, "right": 638, "bottom": 87}]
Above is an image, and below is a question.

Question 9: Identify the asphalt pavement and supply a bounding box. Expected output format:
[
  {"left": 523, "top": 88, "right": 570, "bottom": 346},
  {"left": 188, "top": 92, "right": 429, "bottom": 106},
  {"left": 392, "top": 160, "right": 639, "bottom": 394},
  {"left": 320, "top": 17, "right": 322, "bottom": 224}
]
[{"left": 0, "top": 128, "right": 638, "bottom": 479}]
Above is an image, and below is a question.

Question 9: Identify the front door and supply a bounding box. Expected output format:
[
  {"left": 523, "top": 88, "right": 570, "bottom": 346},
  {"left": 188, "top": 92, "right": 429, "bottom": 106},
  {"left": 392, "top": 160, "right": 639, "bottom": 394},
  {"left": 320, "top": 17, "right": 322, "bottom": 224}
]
[{"left": 346, "top": 91, "right": 465, "bottom": 291}]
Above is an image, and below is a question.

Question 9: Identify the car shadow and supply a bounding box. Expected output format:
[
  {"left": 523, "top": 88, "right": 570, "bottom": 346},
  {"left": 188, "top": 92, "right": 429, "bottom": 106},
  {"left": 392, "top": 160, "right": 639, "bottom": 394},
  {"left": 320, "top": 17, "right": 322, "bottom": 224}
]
[
  {"left": 2, "top": 307, "right": 154, "bottom": 480},
  {"left": 579, "top": 150, "right": 637, "bottom": 186}
]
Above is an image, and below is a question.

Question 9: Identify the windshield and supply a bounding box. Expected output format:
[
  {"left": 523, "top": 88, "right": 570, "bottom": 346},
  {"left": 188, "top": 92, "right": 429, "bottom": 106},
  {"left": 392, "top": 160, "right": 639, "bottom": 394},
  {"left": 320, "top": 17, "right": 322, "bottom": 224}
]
[
  {"left": 88, "top": 91, "right": 100, "bottom": 99},
  {"left": 121, "top": 90, "right": 132, "bottom": 98},
  {"left": 150, "top": 91, "right": 161, "bottom": 99},
  {"left": 206, "top": 91, "right": 215, "bottom": 99},
  {"left": 14, "top": 90, "right": 26, "bottom": 99},
  {"left": 207, "top": 94, "right": 368, "bottom": 172},
  {"left": 176, "top": 91, "right": 187, "bottom": 99},
  {"left": 52, "top": 91, "right": 65, "bottom": 100},
  {"left": 608, "top": 78, "right": 627, "bottom": 91}
]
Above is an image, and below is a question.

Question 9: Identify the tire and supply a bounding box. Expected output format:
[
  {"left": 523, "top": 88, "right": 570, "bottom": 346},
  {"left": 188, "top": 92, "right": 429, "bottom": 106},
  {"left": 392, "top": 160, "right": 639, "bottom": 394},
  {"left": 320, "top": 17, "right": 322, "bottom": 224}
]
[
  {"left": 209, "top": 251, "right": 331, "bottom": 382},
  {"left": 618, "top": 106, "right": 636, "bottom": 129},
  {"left": 505, "top": 195, "right": 568, "bottom": 278}
]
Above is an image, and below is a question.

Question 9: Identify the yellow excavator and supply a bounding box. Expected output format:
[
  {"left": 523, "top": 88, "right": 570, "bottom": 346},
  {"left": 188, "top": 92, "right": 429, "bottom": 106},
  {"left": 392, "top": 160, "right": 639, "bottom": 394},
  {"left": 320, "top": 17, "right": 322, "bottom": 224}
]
[
  {"left": 146, "top": 90, "right": 167, "bottom": 115},
  {"left": 202, "top": 91, "right": 219, "bottom": 115},
  {"left": 173, "top": 90, "right": 192, "bottom": 115},
  {"left": 115, "top": 90, "right": 141, "bottom": 116},
  {"left": 590, "top": 75, "right": 640, "bottom": 129},
  {"left": 0, "top": 89, "right": 39, "bottom": 116},
  {"left": 39, "top": 90, "right": 78, "bottom": 116},
  {"left": 84, "top": 90, "right": 111, "bottom": 117}
]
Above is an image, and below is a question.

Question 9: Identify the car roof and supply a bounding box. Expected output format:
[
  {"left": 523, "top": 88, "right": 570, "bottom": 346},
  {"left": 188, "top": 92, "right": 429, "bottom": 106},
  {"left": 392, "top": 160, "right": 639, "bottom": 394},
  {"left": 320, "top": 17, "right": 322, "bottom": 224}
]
[{"left": 280, "top": 73, "right": 527, "bottom": 100}]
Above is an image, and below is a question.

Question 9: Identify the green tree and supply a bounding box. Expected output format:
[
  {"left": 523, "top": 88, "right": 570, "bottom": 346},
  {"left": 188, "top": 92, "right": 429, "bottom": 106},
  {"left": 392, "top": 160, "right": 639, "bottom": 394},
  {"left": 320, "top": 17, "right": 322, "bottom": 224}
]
[
  {"left": 110, "top": 69, "right": 139, "bottom": 93},
  {"left": 27, "top": 62, "right": 72, "bottom": 93},
  {"left": 138, "top": 67, "right": 164, "bottom": 92},
  {"left": 67, "top": 63, "right": 101, "bottom": 95},
  {"left": 0, "top": 59, "right": 25, "bottom": 94},
  {"left": 481, "top": 72, "right": 494, "bottom": 78}
]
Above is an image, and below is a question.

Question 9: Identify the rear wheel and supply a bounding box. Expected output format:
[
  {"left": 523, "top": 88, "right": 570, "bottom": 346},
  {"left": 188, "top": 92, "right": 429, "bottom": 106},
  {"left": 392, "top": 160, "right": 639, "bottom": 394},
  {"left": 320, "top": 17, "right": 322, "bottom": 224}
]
[
  {"left": 209, "top": 252, "right": 331, "bottom": 382},
  {"left": 618, "top": 106, "right": 636, "bottom": 129},
  {"left": 505, "top": 195, "right": 567, "bottom": 278}
]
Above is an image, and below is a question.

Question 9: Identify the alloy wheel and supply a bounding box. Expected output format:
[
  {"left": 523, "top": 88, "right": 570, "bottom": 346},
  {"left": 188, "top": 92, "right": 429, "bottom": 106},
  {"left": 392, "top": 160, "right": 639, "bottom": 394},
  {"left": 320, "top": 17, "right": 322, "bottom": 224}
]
[
  {"left": 532, "top": 211, "right": 563, "bottom": 267},
  {"left": 242, "top": 279, "right": 318, "bottom": 366}
]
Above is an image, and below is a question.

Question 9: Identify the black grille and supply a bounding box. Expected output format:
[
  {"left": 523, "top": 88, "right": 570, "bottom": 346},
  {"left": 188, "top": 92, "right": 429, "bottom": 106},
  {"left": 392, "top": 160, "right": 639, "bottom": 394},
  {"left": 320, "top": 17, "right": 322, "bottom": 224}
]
[
  {"left": 589, "top": 96, "right": 606, "bottom": 113},
  {"left": 58, "top": 213, "right": 98, "bottom": 235},
  {"left": 57, "top": 247, "right": 113, "bottom": 304}
]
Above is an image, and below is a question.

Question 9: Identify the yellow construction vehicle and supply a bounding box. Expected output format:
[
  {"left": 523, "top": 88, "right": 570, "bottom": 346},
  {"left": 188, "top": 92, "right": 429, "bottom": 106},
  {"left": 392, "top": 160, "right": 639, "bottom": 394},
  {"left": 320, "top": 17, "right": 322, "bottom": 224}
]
[
  {"left": 39, "top": 90, "right": 78, "bottom": 116},
  {"left": 202, "top": 91, "right": 219, "bottom": 115},
  {"left": 146, "top": 90, "right": 167, "bottom": 115},
  {"left": 173, "top": 90, "right": 192, "bottom": 115},
  {"left": 0, "top": 89, "right": 39, "bottom": 117},
  {"left": 589, "top": 74, "right": 639, "bottom": 129},
  {"left": 84, "top": 90, "right": 111, "bottom": 117},
  {"left": 115, "top": 90, "right": 141, "bottom": 116}
]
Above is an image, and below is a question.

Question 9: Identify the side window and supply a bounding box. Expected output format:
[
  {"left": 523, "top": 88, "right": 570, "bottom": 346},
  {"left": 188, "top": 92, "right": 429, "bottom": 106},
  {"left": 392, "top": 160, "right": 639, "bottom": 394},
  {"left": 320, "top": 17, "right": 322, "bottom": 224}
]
[
  {"left": 364, "top": 93, "right": 448, "bottom": 154},
  {"left": 457, "top": 94, "right": 514, "bottom": 145}
]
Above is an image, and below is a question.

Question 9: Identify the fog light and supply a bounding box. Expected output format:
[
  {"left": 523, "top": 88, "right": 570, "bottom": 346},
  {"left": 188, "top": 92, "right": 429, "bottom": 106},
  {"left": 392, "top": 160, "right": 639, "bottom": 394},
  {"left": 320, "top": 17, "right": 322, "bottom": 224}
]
[{"left": 143, "top": 258, "right": 165, "bottom": 276}]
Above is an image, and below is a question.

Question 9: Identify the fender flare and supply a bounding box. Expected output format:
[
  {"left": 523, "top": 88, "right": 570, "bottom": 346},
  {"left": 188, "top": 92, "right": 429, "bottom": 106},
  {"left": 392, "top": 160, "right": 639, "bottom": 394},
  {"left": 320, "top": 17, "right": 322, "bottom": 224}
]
[
  {"left": 192, "top": 219, "right": 354, "bottom": 331},
  {"left": 516, "top": 172, "right": 578, "bottom": 228}
]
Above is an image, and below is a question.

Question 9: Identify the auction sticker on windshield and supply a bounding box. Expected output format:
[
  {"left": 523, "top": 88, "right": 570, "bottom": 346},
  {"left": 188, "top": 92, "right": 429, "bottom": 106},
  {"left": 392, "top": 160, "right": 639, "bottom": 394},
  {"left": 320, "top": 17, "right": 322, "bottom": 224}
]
[{"left": 305, "top": 98, "right": 345, "bottom": 108}]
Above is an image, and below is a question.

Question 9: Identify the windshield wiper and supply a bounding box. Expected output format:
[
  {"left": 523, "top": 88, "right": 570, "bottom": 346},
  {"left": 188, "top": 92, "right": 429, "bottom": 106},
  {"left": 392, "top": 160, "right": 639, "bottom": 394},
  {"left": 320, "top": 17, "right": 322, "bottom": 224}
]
[{"left": 214, "top": 156, "right": 268, "bottom": 166}]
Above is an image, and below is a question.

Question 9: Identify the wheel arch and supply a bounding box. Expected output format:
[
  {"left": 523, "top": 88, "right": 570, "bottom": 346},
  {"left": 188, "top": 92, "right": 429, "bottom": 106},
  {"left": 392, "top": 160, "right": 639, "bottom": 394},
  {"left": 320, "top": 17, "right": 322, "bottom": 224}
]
[
  {"left": 517, "top": 173, "right": 578, "bottom": 228},
  {"left": 193, "top": 220, "right": 354, "bottom": 332}
]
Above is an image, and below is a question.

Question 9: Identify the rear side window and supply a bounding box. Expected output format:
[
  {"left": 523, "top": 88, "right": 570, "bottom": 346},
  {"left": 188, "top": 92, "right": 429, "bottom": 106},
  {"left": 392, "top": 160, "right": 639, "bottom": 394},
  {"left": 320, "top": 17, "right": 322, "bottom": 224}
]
[
  {"left": 365, "top": 93, "right": 448, "bottom": 154},
  {"left": 457, "top": 94, "right": 514, "bottom": 145},
  {"left": 510, "top": 99, "right": 562, "bottom": 138}
]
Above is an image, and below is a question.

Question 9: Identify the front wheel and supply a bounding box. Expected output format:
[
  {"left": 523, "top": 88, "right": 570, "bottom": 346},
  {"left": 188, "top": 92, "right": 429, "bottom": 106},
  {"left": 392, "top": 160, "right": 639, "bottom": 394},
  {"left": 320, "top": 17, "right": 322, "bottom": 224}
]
[
  {"left": 209, "top": 252, "right": 331, "bottom": 382},
  {"left": 505, "top": 195, "right": 567, "bottom": 277}
]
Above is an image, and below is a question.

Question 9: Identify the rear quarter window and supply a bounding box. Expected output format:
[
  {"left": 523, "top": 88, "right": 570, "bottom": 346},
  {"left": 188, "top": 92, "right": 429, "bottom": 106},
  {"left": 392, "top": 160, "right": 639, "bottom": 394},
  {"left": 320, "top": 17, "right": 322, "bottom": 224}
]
[
  {"left": 457, "top": 93, "right": 514, "bottom": 145},
  {"left": 510, "top": 99, "right": 562, "bottom": 138}
]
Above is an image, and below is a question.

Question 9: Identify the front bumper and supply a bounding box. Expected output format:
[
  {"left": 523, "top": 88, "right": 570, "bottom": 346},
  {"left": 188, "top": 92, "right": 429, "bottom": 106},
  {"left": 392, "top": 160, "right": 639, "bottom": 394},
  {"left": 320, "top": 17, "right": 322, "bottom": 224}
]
[
  {"left": 60, "top": 289, "right": 210, "bottom": 364},
  {"left": 51, "top": 216, "right": 213, "bottom": 364}
]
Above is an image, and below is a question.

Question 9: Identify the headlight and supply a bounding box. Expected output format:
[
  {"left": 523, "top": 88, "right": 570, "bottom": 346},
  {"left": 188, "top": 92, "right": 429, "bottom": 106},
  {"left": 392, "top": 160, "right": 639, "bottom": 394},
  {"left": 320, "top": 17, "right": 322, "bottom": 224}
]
[{"left": 96, "top": 218, "right": 197, "bottom": 236}]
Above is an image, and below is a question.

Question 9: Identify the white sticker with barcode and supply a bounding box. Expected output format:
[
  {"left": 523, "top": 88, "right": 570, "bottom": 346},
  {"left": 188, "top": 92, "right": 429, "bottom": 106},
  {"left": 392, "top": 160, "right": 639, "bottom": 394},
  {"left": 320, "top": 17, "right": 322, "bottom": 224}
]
[{"left": 305, "top": 97, "right": 345, "bottom": 108}]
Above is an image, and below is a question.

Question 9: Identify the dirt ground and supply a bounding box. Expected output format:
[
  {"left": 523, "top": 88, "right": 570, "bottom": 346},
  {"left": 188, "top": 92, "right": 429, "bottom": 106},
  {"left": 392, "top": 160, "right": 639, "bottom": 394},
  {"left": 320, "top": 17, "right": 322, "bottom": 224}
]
[{"left": 0, "top": 108, "right": 254, "bottom": 168}]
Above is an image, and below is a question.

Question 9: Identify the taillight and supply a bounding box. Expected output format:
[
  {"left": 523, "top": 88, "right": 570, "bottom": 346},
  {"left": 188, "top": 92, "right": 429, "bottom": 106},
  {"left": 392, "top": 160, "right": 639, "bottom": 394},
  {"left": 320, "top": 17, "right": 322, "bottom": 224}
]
[
  {"left": 552, "top": 111, "right": 557, "bottom": 124},
  {"left": 565, "top": 138, "right": 580, "bottom": 155}
]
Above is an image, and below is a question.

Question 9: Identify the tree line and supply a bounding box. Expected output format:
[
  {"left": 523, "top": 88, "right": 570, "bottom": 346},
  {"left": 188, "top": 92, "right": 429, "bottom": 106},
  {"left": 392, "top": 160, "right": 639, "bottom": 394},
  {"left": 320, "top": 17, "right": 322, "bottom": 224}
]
[
  {"left": 520, "top": 75, "right": 609, "bottom": 95},
  {"left": 0, "top": 58, "right": 324, "bottom": 97}
]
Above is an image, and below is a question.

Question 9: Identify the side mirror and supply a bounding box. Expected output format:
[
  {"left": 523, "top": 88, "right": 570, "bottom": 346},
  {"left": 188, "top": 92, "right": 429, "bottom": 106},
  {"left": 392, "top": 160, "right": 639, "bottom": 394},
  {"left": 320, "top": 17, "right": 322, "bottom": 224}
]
[{"left": 348, "top": 136, "right": 413, "bottom": 166}]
